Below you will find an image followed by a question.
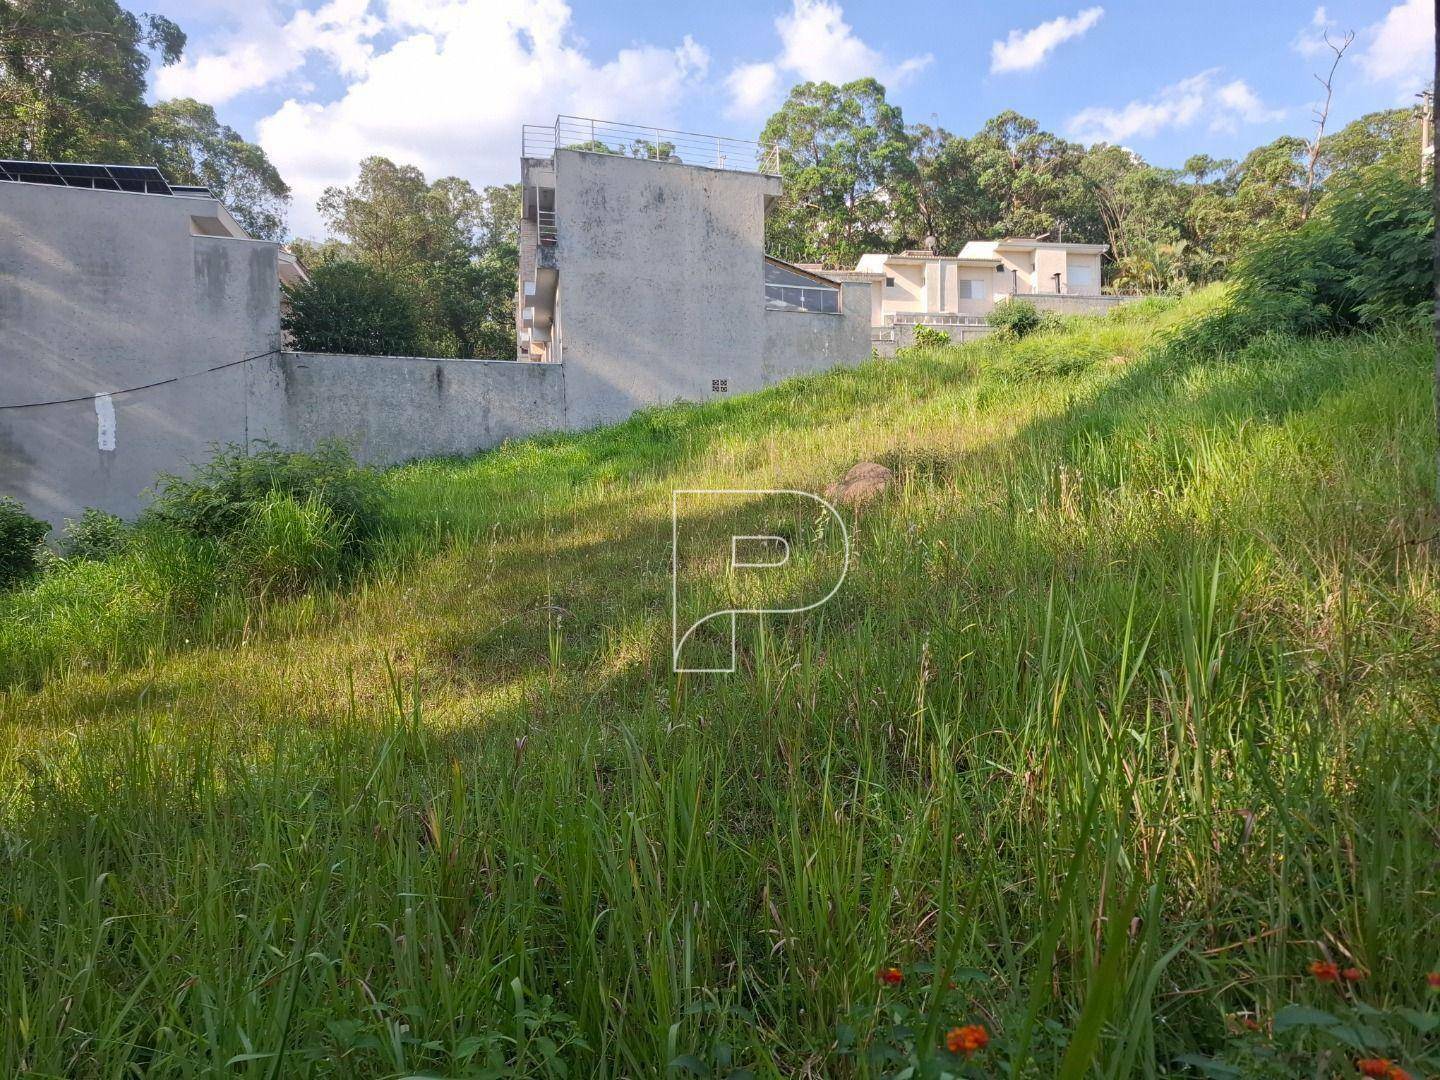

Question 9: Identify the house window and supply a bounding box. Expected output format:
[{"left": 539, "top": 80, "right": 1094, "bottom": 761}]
[
  {"left": 958, "top": 278, "right": 985, "bottom": 300},
  {"left": 885, "top": 276, "right": 897, "bottom": 288},
  {"left": 765, "top": 261, "right": 841, "bottom": 314}
]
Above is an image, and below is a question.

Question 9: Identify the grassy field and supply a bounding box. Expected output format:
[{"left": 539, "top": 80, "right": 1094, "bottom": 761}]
[{"left": 2, "top": 292, "right": 1438, "bottom": 1077}]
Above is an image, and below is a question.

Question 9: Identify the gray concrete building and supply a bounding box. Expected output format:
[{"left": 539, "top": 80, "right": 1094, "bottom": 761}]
[{"left": 517, "top": 117, "right": 869, "bottom": 427}]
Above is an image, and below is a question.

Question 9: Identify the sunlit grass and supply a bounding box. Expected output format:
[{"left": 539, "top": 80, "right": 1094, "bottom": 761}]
[{"left": 2, "top": 289, "right": 1437, "bottom": 1077}]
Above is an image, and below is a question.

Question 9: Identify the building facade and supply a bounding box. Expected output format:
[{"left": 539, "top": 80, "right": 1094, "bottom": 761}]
[{"left": 517, "top": 117, "right": 870, "bottom": 428}]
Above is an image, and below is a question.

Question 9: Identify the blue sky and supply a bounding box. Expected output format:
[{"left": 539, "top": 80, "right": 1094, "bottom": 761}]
[{"left": 131, "top": 0, "right": 1431, "bottom": 238}]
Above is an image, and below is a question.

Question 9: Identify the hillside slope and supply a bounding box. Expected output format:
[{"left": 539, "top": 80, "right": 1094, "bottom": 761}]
[{"left": 4, "top": 293, "right": 1438, "bottom": 1077}]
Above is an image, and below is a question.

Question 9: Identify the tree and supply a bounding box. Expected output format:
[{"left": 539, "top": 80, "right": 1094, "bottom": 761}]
[
  {"left": 761, "top": 79, "right": 914, "bottom": 265},
  {"left": 1320, "top": 108, "right": 1425, "bottom": 181},
  {"left": 314, "top": 157, "right": 517, "bottom": 357},
  {"left": 147, "top": 98, "right": 290, "bottom": 239},
  {"left": 967, "top": 111, "right": 1095, "bottom": 241},
  {"left": 0, "top": 0, "right": 183, "bottom": 160},
  {"left": 1190, "top": 137, "right": 1308, "bottom": 267},
  {"left": 282, "top": 261, "right": 421, "bottom": 356}
]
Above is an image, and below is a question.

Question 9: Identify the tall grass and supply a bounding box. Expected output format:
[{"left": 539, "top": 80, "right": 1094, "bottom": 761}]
[{"left": 2, "top": 291, "right": 1437, "bottom": 1077}]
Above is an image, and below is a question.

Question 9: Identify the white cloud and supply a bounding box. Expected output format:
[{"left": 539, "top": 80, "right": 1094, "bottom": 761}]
[
  {"left": 211, "top": 0, "right": 710, "bottom": 236},
  {"left": 1292, "top": 6, "right": 1339, "bottom": 58},
  {"left": 1067, "top": 70, "right": 1284, "bottom": 143},
  {"left": 155, "top": 0, "right": 382, "bottom": 105},
  {"left": 990, "top": 7, "right": 1103, "bottom": 74},
  {"left": 723, "top": 0, "right": 932, "bottom": 120},
  {"left": 1356, "top": 0, "right": 1431, "bottom": 98}
]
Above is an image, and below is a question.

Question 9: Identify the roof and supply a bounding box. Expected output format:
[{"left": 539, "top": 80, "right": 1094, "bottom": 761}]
[
  {"left": 959, "top": 238, "right": 1108, "bottom": 257},
  {"left": 764, "top": 255, "right": 847, "bottom": 287}
]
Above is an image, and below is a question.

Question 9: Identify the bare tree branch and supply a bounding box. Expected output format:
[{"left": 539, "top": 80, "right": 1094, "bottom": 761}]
[{"left": 1303, "top": 28, "right": 1355, "bottom": 218}]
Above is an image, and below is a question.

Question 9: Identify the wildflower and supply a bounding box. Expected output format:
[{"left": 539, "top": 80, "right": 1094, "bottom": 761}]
[
  {"left": 1426, "top": 971, "right": 1440, "bottom": 990},
  {"left": 945, "top": 1024, "right": 989, "bottom": 1056},
  {"left": 1355, "top": 1060, "right": 1392, "bottom": 1078},
  {"left": 1342, "top": 966, "right": 1366, "bottom": 982},
  {"left": 878, "top": 966, "right": 903, "bottom": 987},
  {"left": 1385, "top": 1066, "right": 1412, "bottom": 1080},
  {"left": 1309, "top": 960, "right": 1340, "bottom": 983}
]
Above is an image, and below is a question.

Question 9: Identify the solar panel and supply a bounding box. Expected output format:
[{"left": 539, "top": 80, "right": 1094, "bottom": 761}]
[{"left": 0, "top": 160, "right": 174, "bottom": 195}]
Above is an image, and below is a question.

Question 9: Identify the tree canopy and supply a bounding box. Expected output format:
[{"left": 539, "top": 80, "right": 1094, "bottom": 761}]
[
  {"left": 758, "top": 78, "right": 1427, "bottom": 293},
  {"left": 312, "top": 157, "right": 519, "bottom": 358}
]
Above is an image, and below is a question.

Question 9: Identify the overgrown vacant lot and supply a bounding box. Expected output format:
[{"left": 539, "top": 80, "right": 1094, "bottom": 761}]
[{"left": 3, "top": 293, "right": 1438, "bottom": 1077}]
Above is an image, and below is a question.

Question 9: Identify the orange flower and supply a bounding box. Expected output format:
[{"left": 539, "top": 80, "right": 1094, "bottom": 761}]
[
  {"left": 1385, "top": 1066, "right": 1412, "bottom": 1080},
  {"left": 1342, "top": 967, "right": 1366, "bottom": 982},
  {"left": 945, "top": 1024, "right": 989, "bottom": 1056},
  {"left": 1356, "top": 1060, "right": 1392, "bottom": 1078},
  {"left": 1309, "top": 960, "right": 1340, "bottom": 983},
  {"left": 878, "top": 965, "right": 903, "bottom": 986},
  {"left": 1426, "top": 971, "right": 1440, "bottom": 990}
]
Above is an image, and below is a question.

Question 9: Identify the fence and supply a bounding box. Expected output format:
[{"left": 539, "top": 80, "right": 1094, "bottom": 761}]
[{"left": 522, "top": 116, "right": 780, "bottom": 174}]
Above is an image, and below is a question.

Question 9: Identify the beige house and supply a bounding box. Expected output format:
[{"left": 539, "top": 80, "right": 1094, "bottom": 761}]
[{"left": 853, "top": 238, "right": 1109, "bottom": 327}]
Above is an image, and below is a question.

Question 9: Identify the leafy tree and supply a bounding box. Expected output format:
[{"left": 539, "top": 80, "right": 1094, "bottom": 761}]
[
  {"left": 1190, "top": 137, "right": 1308, "bottom": 268},
  {"left": 761, "top": 78, "right": 914, "bottom": 265},
  {"left": 147, "top": 98, "right": 290, "bottom": 239},
  {"left": 1318, "top": 107, "right": 1424, "bottom": 181},
  {"left": 0, "top": 0, "right": 183, "bottom": 160},
  {"left": 967, "top": 111, "right": 1096, "bottom": 241},
  {"left": 314, "top": 157, "right": 516, "bottom": 357},
  {"left": 477, "top": 183, "right": 520, "bottom": 247},
  {"left": 281, "top": 261, "right": 421, "bottom": 356}
]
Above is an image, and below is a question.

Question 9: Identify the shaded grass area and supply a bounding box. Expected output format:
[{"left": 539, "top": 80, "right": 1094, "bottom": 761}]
[{"left": 2, "top": 291, "right": 1438, "bottom": 1077}]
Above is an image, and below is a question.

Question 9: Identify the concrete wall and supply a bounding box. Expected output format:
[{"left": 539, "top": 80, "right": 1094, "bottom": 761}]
[
  {"left": 0, "top": 182, "right": 280, "bottom": 526},
  {"left": 764, "top": 282, "right": 871, "bottom": 381},
  {"left": 3, "top": 165, "right": 874, "bottom": 529},
  {"left": 553, "top": 149, "right": 785, "bottom": 428},
  {"left": 248, "top": 354, "right": 567, "bottom": 466}
]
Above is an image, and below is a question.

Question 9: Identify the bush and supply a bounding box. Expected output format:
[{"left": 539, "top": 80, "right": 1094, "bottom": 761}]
[
  {"left": 910, "top": 324, "right": 952, "bottom": 350},
  {"left": 225, "top": 492, "right": 345, "bottom": 597},
  {"left": 59, "top": 508, "right": 132, "bottom": 561},
  {"left": 987, "top": 299, "right": 1043, "bottom": 338},
  {"left": 282, "top": 261, "right": 422, "bottom": 356},
  {"left": 148, "top": 441, "right": 384, "bottom": 556},
  {"left": 0, "top": 497, "right": 49, "bottom": 588},
  {"left": 1161, "top": 167, "right": 1432, "bottom": 357}
]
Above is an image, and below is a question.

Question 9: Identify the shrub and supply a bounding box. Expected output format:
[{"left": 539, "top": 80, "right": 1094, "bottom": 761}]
[
  {"left": 59, "top": 508, "right": 132, "bottom": 561},
  {"left": 225, "top": 492, "right": 345, "bottom": 597},
  {"left": 911, "top": 324, "right": 952, "bottom": 350},
  {"left": 987, "top": 299, "right": 1043, "bottom": 338},
  {"left": 0, "top": 497, "right": 49, "bottom": 588},
  {"left": 1161, "top": 168, "right": 1432, "bottom": 357},
  {"left": 282, "top": 261, "right": 422, "bottom": 356},
  {"left": 148, "top": 441, "right": 384, "bottom": 556}
]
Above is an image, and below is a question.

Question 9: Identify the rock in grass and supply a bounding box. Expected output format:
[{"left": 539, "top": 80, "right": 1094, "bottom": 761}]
[{"left": 824, "top": 462, "right": 895, "bottom": 508}]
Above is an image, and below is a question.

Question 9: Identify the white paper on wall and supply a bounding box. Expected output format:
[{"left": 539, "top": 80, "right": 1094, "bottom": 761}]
[{"left": 95, "top": 393, "right": 116, "bottom": 451}]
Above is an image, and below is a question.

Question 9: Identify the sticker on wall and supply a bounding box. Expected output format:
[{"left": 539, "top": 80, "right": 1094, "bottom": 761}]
[{"left": 95, "top": 392, "right": 116, "bottom": 452}]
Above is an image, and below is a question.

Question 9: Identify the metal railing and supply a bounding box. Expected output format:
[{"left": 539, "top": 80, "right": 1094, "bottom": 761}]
[
  {"left": 888, "top": 311, "right": 990, "bottom": 327},
  {"left": 523, "top": 116, "right": 780, "bottom": 174},
  {"left": 536, "top": 208, "right": 557, "bottom": 245}
]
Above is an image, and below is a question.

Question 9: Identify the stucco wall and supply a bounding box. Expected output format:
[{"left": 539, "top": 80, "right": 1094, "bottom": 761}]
[
  {"left": 552, "top": 149, "right": 788, "bottom": 428},
  {"left": 248, "top": 353, "right": 566, "bottom": 466},
  {"left": 763, "top": 282, "right": 872, "bottom": 381},
  {"left": 0, "top": 182, "right": 280, "bottom": 526}
]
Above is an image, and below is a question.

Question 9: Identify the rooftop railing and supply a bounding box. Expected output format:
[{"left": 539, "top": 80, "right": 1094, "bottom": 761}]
[{"left": 522, "top": 116, "right": 780, "bottom": 175}]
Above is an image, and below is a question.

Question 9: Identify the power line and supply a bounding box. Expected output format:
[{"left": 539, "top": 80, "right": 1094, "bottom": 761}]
[{"left": 0, "top": 349, "right": 279, "bottom": 411}]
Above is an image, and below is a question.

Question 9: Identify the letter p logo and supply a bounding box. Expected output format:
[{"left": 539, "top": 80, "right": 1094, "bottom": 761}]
[{"left": 671, "top": 489, "right": 849, "bottom": 673}]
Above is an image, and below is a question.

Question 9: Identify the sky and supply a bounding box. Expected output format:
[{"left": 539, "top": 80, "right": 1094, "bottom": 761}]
[{"left": 129, "top": 0, "right": 1434, "bottom": 238}]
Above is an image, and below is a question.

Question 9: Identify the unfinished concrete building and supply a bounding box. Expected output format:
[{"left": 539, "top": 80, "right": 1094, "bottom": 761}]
[{"left": 517, "top": 117, "right": 870, "bottom": 428}]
